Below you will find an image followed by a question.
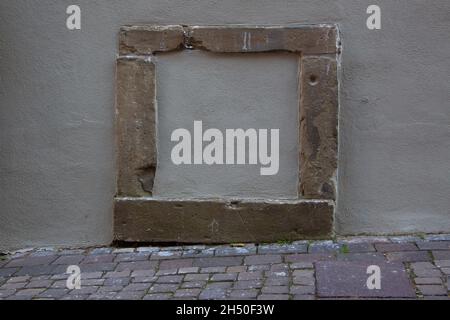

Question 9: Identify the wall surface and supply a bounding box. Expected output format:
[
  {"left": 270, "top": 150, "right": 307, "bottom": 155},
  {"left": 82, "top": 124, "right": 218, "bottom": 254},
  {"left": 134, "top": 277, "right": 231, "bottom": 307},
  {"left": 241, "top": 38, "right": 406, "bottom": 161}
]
[{"left": 1, "top": 0, "right": 449, "bottom": 250}]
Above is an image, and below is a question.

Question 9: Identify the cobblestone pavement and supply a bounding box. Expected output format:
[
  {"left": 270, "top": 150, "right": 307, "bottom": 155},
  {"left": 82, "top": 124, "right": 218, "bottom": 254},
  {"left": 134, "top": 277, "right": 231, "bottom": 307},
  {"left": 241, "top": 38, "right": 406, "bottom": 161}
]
[{"left": 1, "top": 235, "right": 450, "bottom": 300}]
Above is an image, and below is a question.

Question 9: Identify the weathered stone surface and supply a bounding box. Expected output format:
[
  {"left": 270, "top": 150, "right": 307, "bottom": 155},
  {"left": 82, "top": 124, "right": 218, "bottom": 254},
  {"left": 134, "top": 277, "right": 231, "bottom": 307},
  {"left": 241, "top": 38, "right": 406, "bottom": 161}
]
[
  {"left": 119, "top": 25, "right": 184, "bottom": 54},
  {"left": 189, "top": 25, "right": 338, "bottom": 54},
  {"left": 116, "top": 57, "right": 156, "bottom": 196},
  {"left": 119, "top": 25, "right": 338, "bottom": 55},
  {"left": 114, "top": 199, "right": 333, "bottom": 243},
  {"left": 316, "top": 261, "right": 416, "bottom": 298},
  {"left": 299, "top": 56, "right": 338, "bottom": 199}
]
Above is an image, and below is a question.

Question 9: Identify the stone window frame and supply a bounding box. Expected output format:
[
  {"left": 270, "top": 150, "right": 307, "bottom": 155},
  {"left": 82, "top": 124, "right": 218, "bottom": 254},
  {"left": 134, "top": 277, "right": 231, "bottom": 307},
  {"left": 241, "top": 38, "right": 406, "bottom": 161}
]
[{"left": 114, "top": 24, "right": 340, "bottom": 243}]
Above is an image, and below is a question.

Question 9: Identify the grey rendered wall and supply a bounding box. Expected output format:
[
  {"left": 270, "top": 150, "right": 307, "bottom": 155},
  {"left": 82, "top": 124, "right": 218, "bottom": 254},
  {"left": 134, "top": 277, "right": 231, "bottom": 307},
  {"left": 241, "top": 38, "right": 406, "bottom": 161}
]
[{"left": 1, "top": 0, "right": 449, "bottom": 250}]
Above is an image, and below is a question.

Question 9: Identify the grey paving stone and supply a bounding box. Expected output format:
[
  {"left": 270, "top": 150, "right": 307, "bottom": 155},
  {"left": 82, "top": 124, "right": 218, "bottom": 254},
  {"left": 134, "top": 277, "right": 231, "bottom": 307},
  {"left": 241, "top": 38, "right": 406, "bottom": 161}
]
[
  {"left": 6, "top": 275, "right": 30, "bottom": 283},
  {"left": 174, "top": 288, "right": 201, "bottom": 298},
  {"left": 386, "top": 251, "right": 431, "bottom": 262},
  {"left": 114, "top": 291, "right": 146, "bottom": 300},
  {"left": 258, "top": 243, "right": 307, "bottom": 254},
  {"left": 0, "top": 268, "right": 19, "bottom": 277},
  {"left": 193, "top": 257, "right": 243, "bottom": 268},
  {"left": 199, "top": 288, "right": 227, "bottom": 300},
  {"left": 178, "top": 267, "right": 200, "bottom": 274},
  {"left": 104, "top": 270, "right": 131, "bottom": 278},
  {"left": 316, "top": 261, "right": 416, "bottom": 298},
  {"left": 83, "top": 254, "right": 115, "bottom": 264},
  {"left": 247, "top": 265, "right": 271, "bottom": 271},
  {"left": 181, "top": 281, "right": 207, "bottom": 289},
  {"left": 1, "top": 282, "right": 27, "bottom": 290},
  {"left": 210, "top": 273, "right": 237, "bottom": 282},
  {"left": 123, "top": 283, "right": 151, "bottom": 291},
  {"left": 337, "top": 252, "right": 387, "bottom": 263},
  {"left": 104, "top": 277, "right": 130, "bottom": 286},
  {"left": 200, "top": 267, "right": 226, "bottom": 273},
  {"left": 182, "top": 248, "right": 215, "bottom": 258},
  {"left": 440, "top": 268, "right": 450, "bottom": 275},
  {"left": 290, "top": 285, "right": 315, "bottom": 295},
  {"left": 112, "top": 248, "right": 135, "bottom": 254},
  {"left": 156, "top": 275, "right": 184, "bottom": 284},
  {"left": 15, "top": 288, "right": 45, "bottom": 296},
  {"left": 15, "top": 265, "right": 56, "bottom": 276},
  {"left": 435, "top": 260, "right": 450, "bottom": 268},
  {"left": 52, "top": 255, "right": 85, "bottom": 265},
  {"left": 290, "top": 262, "right": 314, "bottom": 269},
  {"left": 425, "top": 234, "right": 450, "bottom": 241},
  {"left": 97, "top": 285, "right": 123, "bottom": 293},
  {"left": 414, "top": 277, "right": 443, "bottom": 285},
  {"left": 79, "top": 262, "right": 117, "bottom": 272},
  {"left": 432, "top": 250, "right": 450, "bottom": 260},
  {"left": 374, "top": 243, "right": 418, "bottom": 252},
  {"left": 0, "top": 289, "right": 16, "bottom": 298},
  {"left": 269, "top": 263, "right": 289, "bottom": 272},
  {"left": 5, "top": 255, "right": 57, "bottom": 268},
  {"left": 89, "top": 248, "right": 113, "bottom": 255},
  {"left": 136, "top": 247, "right": 160, "bottom": 253},
  {"left": 205, "top": 282, "right": 233, "bottom": 289},
  {"left": 114, "top": 253, "right": 150, "bottom": 262},
  {"left": 159, "top": 259, "right": 193, "bottom": 270},
  {"left": 150, "top": 251, "right": 183, "bottom": 260},
  {"left": 412, "top": 268, "right": 442, "bottom": 277},
  {"left": 309, "top": 241, "right": 342, "bottom": 253},
  {"left": 131, "top": 270, "right": 156, "bottom": 277},
  {"left": 26, "top": 280, "right": 53, "bottom": 288},
  {"left": 244, "top": 255, "right": 282, "bottom": 265},
  {"left": 82, "top": 278, "right": 105, "bottom": 286},
  {"left": 292, "top": 294, "right": 315, "bottom": 300},
  {"left": 82, "top": 272, "right": 104, "bottom": 279},
  {"left": 116, "top": 261, "right": 157, "bottom": 271},
  {"left": 61, "top": 294, "right": 89, "bottom": 300},
  {"left": 68, "top": 286, "right": 99, "bottom": 295},
  {"left": 262, "top": 286, "right": 289, "bottom": 294},
  {"left": 285, "top": 253, "right": 335, "bottom": 263},
  {"left": 229, "top": 289, "right": 258, "bottom": 299},
  {"left": 87, "top": 292, "right": 117, "bottom": 300},
  {"left": 148, "top": 283, "right": 179, "bottom": 293},
  {"left": 265, "top": 277, "right": 289, "bottom": 286},
  {"left": 416, "top": 241, "right": 450, "bottom": 251},
  {"left": 233, "top": 280, "right": 264, "bottom": 290},
  {"left": 238, "top": 271, "right": 263, "bottom": 281},
  {"left": 215, "top": 245, "right": 256, "bottom": 256},
  {"left": 185, "top": 273, "right": 210, "bottom": 281},
  {"left": 143, "top": 293, "right": 172, "bottom": 300},
  {"left": 416, "top": 285, "right": 447, "bottom": 296},
  {"left": 293, "top": 276, "right": 315, "bottom": 286},
  {"left": 132, "top": 276, "right": 158, "bottom": 283},
  {"left": 257, "top": 294, "right": 289, "bottom": 300}
]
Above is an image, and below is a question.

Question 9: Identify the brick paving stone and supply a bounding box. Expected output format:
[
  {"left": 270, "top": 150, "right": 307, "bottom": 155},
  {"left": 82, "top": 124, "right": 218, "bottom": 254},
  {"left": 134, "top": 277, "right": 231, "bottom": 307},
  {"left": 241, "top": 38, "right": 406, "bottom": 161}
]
[
  {"left": 6, "top": 275, "right": 30, "bottom": 283},
  {"left": 0, "top": 290, "right": 16, "bottom": 299},
  {"left": 178, "top": 267, "right": 200, "bottom": 274},
  {"left": 258, "top": 294, "right": 289, "bottom": 300},
  {"left": 389, "top": 236, "right": 423, "bottom": 243},
  {"left": 262, "top": 286, "right": 289, "bottom": 294},
  {"left": 1, "top": 282, "right": 27, "bottom": 290},
  {"left": 116, "top": 261, "right": 157, "bottom": 271},
  {"left": 123, "top": 283, "right": 151, "bottom": 291},
  {"left": 386, "top": 251, "right": 431, "bottom": 262},
  {"left": 148, "top": 284, "right": 179, "bottom": 293},
  {"left": 229, "top": 289, "right": 258, "bottom": 299},
  {"left": 79, "top": 263, "right": 116, "bottom": 272},
  {"left": 316, "top": 261, "right": 416, "bottom": 298},
  {"left": 205, "top": 282, "right": 233, "bottom": 289},
  {"left": 156, "top": 275, "right": 184, "bottom": 284},
  {"left": 374, "top": 243, "right": 418, "bottom": 252},
  {"left": 270, "top": 263, "right": 289, "bottom": 272},
  {"left": 416, "top": 241, "right": 450, "bottom": 251},
  {"left": 52, "top": 255, "right": 85, "bottom": 265},
  {"left": 132, "top": 276, "right": 157, "bottom": 283},
  {"left": 82, "top": 278, "right": 105, "bottom": 286},
  {"left": 114, "top": 291, "right": 146, "bottom": 300},
  {"left": 244, "top": 255, "right": 281, "bottom": 265},
  {"left": 159, "top": 259, "right": 193, "bottom": 270},
  {"left": 156, "top": 269, "right": 178, "bottom": 276},
  {"left": 290, "top": 262, "right": 314, "bottom": 269},
  {"left": 181, "top": 281, "right": 207, "bottom": 289},
  {"left": 200, "top": 267, "right": 226, "bottom": 273},
  {"left": 233, "top": 280, "right": 263, "bottom": 290},
  {"left": 83, "top": 254, "right": 115, "bottom": 264},
  {"left": 88, "top": 292, "right": 117, "bottom": 300},
  {"left": 82, "top": 272, "right": 104, "bottom": 279},
  {"left": 131, "top": 270, "right": 156, "bottom": 277},
  {"left": 285, "top": 253, "right": 335, "bottom": 263},
  {"left": 440, "top": 268, "right": 450, "bottom": 275},
  {"left": 97, "top": 285, "right": 123, "bottom": 293},
  {"left": 210, "top": 273, "right": 237, "bottom": 282},
  {"left": 174, "top": 288, "right": 201, "bottom": 298},
  {"left": 265, "top": 271, "right": 288, "bottom": 278},
  {"left": 414, "top": 277, "right": 443, "bottom": 285},
  {"left": 26, "top": 280, "right": 53, "bottom": 288},
  {"left": 104, "top": 270, "right": 131, "bottom": 278},
  {"left": 337, "top": 252, "right": 387, "bottom": 263},
  {"left": 194, "top": 257, "right": 243, "bottom": 268},
  {"left": 38, "top": 288, "right": 71, "bottom": 299},
  {"left": 143, "top": 293, "right": 172, "bottom": 300},
  {"left": 293, "top": 270, "right": 314, "bottom": 277},
  {"left": 416, "top": 285, "right": 447, "bottom": 296},
  {"left": 432, "top": 250, "right": 450, "bottom": 260},
  {"left": 104, "top": 277, "right": 130, "bottom": 286},
  {"left": 185, "top": 273, "right": 210, "bottom": 281},
  {"left": 258, "top": 243, "right": 307, "bottom": 254},
  {"left": 182, "top": 248, "right": 215, "bottom": 258},
  {"left": 292, "top": 294, "right": 315, "bottom": 300},
  {"left": 226, "top": 266, "right": 247, "bottom": 273},
  {"left": 15, "top": 265, "right": 56, "bottom": 276},
  {"left": 51, "top": 280, "right": 67, "bottom": 288},
  {"left": 238, "top": 271, "right": 263, "bottom": 281},
  {"left": 338, "top": 243, "right": 376, "bottom": 253},
  {"left": 61, "top": 294, "right": 89, "bottom": 300},
  {"left": 290, "top": 285, "right": 315, "bottom": 295},
  {"left": 248, "top": 265, "right": 271, "bottom": 271},
  {"left": 0, "top": 268, "right": 19, "bottom": 277},
  {"left": 6, "top": 255, "right": 58, "bottom": 268},
  {"left": 15, "top": 288, "right": 45, "bottom": 297},
  {"left": 435, "top": 260, "right": 450, "bottom": 268},
  {"left": 293, "top": 276, "right": 315, "bottom": 286},
  {"left": 412, "top": 268, "right": 442, "bottom": 277},
  {"left": 265, "top": 277, "right": 289, "bottom": 286},
  {"left": 199, "top": 288, "right": 227, "bottom": 300}
]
